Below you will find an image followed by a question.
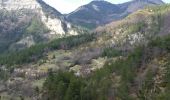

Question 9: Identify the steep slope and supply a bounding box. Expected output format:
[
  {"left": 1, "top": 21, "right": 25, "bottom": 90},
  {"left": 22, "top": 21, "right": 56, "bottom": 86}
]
[
  {"left": 66, "top": 0, "right": 164, "bottom": 29},
  {"left": 0, "top": 2, "right": 170, "bottom": 100},
  {"left": 0, "top": 0, "right": 82, "bottom": 52},
  {"left": 43, "top": 4, "right": 170, "bottom": 100},
  {"left": 66, "top": 1, "right": 122, "bottom": 29},
  {"left": 119, "top": 0, "right": 164, "bottom": 13}
]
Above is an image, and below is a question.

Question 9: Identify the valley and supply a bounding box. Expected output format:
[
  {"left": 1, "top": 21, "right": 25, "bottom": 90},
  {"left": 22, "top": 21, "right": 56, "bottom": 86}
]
[{"left": 0, "top": 0, "right": 170, "bottom": 100}]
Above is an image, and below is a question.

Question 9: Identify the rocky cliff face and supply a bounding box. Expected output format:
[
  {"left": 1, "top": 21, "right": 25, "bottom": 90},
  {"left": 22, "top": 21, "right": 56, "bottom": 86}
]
[
  {"left": 0, "top": 0, "right": 40, "bottom": 10},
  {"left": 0, "top": 0, "right": 81, "bottom": 52},
  {"left": 0, "top": 0, "right": 78, "bottom": 35}
]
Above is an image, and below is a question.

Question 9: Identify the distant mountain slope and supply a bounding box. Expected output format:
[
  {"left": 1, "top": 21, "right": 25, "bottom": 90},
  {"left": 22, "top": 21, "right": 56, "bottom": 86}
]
[
  {"left": 66, "top": 0, "right": 164, "bottom": 29},
  {"left": 66, "top": 1, "right": 122, "bottom": 29},
  {"left": 0, "top": 0, "right": 83, "bottom": 52}
]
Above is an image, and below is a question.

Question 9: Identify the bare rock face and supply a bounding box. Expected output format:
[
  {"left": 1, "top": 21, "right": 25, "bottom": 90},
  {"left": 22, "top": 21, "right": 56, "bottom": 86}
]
[
  {"left": 0, "top": 0, "right": 78, "bottom": 35},
  {"left": 0, "top": 0, "right": 81, "bottom": 52},
  {"left": 0, "top": 0, "right": 40, "bottom": 10}
]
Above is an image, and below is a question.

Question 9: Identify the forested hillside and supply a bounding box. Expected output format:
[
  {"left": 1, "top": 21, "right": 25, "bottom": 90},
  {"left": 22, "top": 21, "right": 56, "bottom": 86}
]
[
  {"left": 0, "top": 2, "right": 170, "bottom": 100},
  {"left": 43, "top": 4, "right": 170, "bottom": 100}
]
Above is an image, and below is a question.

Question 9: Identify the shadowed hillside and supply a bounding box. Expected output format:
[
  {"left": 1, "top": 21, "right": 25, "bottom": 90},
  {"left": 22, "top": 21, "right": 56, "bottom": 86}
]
[{"left": 66, "top": 0, "right": 164, "bottom": 29}]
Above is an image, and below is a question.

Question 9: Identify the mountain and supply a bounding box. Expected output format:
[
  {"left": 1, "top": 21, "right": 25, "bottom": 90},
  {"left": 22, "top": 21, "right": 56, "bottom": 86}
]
[
  {"left": 0, "top": 1, "right": 170, "bottom": 99},
  {"left": 66, "top": 1, "right": 122, "bottom": 29},
  {"left": 66, "top": 0, "right": 164, "bottom": 29},
  {"left": 119, "top": 0, "right": 164, "bottom": 13},
  {"left": 0, "top": 0, "right": 83, "bottom": 52}
]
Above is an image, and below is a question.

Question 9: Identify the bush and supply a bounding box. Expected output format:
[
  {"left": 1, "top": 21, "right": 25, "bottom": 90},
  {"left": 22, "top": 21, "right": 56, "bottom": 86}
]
[
  {"left": 149, "top": 35, "right": 170, "bottom": 51},
  {"left": 43, "top": 71, "right": 85, "bottom": 100},
  {"left": 102, "top": 47, "right": 122, "bottom": 58}
]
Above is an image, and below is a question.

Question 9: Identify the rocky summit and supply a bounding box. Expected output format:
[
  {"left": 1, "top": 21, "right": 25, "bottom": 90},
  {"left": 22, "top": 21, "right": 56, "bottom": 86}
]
[
  {"left": 66, "top": 0, "right": 164, "bottom": 29},
  {"left": 0, "top": 0, "right": 79, "bottom": 35},
  {"left": 0, "top": 0, "right": 82, "bottom": 52}
]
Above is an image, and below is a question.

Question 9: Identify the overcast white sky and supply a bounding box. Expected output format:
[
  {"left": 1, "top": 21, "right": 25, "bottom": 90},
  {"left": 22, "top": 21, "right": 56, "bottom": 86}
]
[{"left": 43, "top": 0, "right": 170, "bottom": 14}]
